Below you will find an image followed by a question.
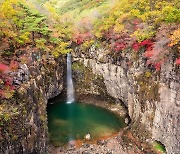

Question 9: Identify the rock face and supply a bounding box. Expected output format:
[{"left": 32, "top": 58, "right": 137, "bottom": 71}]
[
  {"left": 1, "top": 46, "right": 179, "bottom": 154},
  {"left": 0, "top": 51, "right": 65, "bottom": 154},
  {"left": 72, "top": 47, "right": 180, "bottom": 154}
]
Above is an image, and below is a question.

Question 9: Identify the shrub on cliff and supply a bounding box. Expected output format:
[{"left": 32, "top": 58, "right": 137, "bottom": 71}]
[{"left": 0, "top": 62, "right": 18, "bottom": 99}]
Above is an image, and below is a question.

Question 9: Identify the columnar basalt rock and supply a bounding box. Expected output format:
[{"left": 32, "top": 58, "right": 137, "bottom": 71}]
[
  {"left": 1, "top": 46, "right": 179, "bottom": 153},
  {"left": 73, "top": 47, "right": 180, "bottom": 154},
  {"left": 0, "top": 51, "right": 65, "bottom": 154}
]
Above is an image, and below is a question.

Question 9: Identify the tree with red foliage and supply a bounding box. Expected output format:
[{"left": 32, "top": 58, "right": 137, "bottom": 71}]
[
  {"left": 154, "top": 60, "right": 164, "bottom": 71},
  {"left": 113, "top": 42, "right": 126, "bottom": 52},
  {"left": 73, "top": 32, "right": 92, "bottom": 45},
  {"left": 133, "top": 39, "right": 154, "bottom": 52},
  {"left": 0, "top": 63, "right": 11, "bottom": 73},
  {"left": 132, "top": 43, "right": 141, "bottom": 51},
  {"left": 140, "top": 40, "right": 154, "bottom": 51},
  {"left": 175, "top": 58, "right": 180, "bottom": 65},
  {"left": 0, "top": 61, "right": 17, "bottom": 99}
]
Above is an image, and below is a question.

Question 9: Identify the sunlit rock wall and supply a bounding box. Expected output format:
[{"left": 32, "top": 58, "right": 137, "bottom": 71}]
[
  {"left": 0, "top": 51, "right": 65, "bottom": 154},
  {"left": 73, "top": 46, "right": 180, "bottom": 154}
]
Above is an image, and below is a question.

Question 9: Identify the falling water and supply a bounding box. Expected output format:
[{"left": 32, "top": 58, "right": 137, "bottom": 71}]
[{"left": 67, "top": 53, "right": 75, "bottom": 104}]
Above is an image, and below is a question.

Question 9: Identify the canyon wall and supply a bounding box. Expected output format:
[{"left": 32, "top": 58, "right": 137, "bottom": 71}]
[
  {"left": 72, "top": 46, "right": 180, "bottom": 154},
  {"left": 0, "top": 51, "right": 65, "bottom": 154},
  {"left": 0, "top": 46, "right": 179, "bottom": 154}
]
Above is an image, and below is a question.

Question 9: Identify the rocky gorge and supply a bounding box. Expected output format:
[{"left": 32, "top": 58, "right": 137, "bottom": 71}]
[
  {"left": 0, "top": 45, "right": 179, "bottom": 154},
  {"left": 72, "top": 46, "right": 180, "bottom": 154},
  {"left": 1, "top": 0, "right": 180, "bottom": 153}
]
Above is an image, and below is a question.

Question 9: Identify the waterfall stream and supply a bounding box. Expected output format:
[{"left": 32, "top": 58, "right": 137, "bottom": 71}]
[{"left": 67, "top": 53, "right": 75, "bottom": 104}]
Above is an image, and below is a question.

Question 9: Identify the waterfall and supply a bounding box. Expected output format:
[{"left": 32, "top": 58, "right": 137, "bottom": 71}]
[{"left": 66, "top": 53, "right": 75, "bottom": 104}]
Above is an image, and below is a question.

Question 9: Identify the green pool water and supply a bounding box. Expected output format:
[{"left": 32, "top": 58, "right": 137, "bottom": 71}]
[{"left": 47, "top": 102, "right": 125, "bottom": 146}]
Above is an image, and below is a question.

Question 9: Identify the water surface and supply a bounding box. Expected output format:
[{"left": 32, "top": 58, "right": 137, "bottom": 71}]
[{"left": 47, "top": 102, "right": 125, "bottom": 146}]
